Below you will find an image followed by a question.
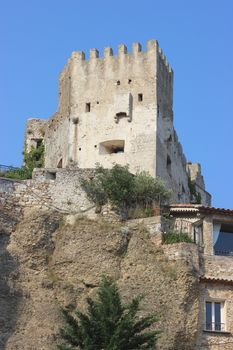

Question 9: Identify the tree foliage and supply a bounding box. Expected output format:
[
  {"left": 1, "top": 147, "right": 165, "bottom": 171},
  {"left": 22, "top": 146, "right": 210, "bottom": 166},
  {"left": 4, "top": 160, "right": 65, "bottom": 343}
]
[
  {"left": 81, "top": 164, "right": 171, "bottom": 217},
  {"left": 58, "top": 276, "right": 159, "bottom": 350}
]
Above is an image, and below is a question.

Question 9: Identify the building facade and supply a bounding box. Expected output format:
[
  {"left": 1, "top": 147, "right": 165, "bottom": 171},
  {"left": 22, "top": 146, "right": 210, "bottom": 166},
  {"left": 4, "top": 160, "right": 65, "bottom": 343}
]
[
  {"left": 25, "top": 40, "right": 211, "bottom": 205},
  {"left": 170, "top": 204, "right": 233, "bottom": 349}
]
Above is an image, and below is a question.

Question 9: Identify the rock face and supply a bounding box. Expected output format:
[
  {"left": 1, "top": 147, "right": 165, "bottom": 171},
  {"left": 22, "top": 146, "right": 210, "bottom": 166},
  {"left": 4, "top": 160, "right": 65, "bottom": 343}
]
[{"left": 0, "top": 207, "right": 199, "bottom": 350}]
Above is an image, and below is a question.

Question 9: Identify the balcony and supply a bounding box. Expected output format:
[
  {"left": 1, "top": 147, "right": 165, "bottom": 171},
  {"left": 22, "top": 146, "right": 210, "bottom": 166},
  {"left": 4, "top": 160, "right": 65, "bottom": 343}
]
[{"left": 205, "top": 322, "right": 225, "bottom": 332}]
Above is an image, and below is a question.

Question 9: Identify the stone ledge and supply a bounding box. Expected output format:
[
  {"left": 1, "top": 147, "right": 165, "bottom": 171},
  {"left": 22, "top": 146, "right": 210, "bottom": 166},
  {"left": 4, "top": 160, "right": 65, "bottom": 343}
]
[{"left": 203, "top": 330, "right": 231, "bottom": 335}]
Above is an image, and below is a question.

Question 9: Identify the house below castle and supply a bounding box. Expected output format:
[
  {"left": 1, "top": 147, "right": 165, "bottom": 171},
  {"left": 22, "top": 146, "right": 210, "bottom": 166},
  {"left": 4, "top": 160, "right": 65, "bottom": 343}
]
[
  {"left": 24, "top": 40, "right": 211, "bottom": 205},
  {"left": 170, "top": 204, "right": 233, "bottom": 349}
]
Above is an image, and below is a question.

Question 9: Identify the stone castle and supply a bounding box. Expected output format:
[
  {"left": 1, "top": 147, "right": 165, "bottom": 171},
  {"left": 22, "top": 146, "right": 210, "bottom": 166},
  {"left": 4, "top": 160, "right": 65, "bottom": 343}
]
[
  {"left": 25, "top": 40, "right": 210, "bottom": 205},
  {"left": 0, "top": 40, "right": 232, "bottom": 350}
]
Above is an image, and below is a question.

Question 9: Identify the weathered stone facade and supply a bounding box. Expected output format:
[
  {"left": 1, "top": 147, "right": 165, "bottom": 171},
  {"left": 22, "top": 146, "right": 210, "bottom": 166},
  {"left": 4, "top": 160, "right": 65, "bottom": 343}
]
[
  {"left": 25, "top": 40, "right": 211, "bottom": 205},
  {"left": 0, "top": 168, "right": 95, "bottom": 214}
]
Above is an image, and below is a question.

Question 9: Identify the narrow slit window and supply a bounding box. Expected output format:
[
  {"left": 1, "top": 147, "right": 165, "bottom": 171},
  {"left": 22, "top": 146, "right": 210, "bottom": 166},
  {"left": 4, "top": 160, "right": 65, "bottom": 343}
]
[
  {"left": 167, "top": 155, "right": 171, "bottom": 176},
  {"left": 57, "top": 159, "right": 63, "bottom": 168},
  {"left": 86, "top": 103, "right": 91, "bottom": 112},
  {"left": 116, "top": 80, "right": 120, "bottom": 86},
  {"left": 138, "top": 93, "right": 143, "bottom": 102}
]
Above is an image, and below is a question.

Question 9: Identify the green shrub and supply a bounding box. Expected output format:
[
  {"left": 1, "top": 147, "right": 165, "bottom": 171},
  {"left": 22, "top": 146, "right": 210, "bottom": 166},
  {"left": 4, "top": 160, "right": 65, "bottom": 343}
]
[
  {"left": 162, "top": 231, "right": 194, "bottom": 244},
  {"left": 3, "top": 144, "right": 44, "bottom": 180},
  {"left": 134, "top": 171, "right": 171, "bottom": 207},
  {"left": 81, "top": 164, "right": 171, "bottom": 218}
]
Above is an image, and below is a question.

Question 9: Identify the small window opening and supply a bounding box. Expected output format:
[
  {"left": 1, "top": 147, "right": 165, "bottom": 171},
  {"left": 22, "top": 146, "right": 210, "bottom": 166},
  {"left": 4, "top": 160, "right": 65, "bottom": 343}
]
[
  {"left": 166, "top": 155, "right": 171, "bottom": 176},
  {"left": 96, "top": 101, "right": 99, "bottom": 104},
  {"left": 116, "top": 112, "right": 127, "bottom": 118},
  {"left": 94, "top": 145, "right": 97, "bottom": 148},
  {"left": 57, "top": 159, "right": 63, "bottom": 168},
  {"left": 79, "top": 147, "right": 82, "bottom": 151},
  {"left": 128, "top": 79, "right": 132, "bottom": 84},
  {"left": 86, "top": 103, "right": 91, "bottom": 112},
  {"left": 46, "top": 171, "right": 56, "bottom": 180},
  {"left": 99, "top": 140, "right": 125, "bottom": 155},
  {"left": 116, "top": 80, "right": 120, "bottom": 85},
  {"left": 168, "top": 135, "right": 172, "bottom": 142},
  {"left": 138, "top": 93, "right": 143, "bottom": 102},
  {"left": 35, "top": 139, "right": 43, "bottom": 148}
]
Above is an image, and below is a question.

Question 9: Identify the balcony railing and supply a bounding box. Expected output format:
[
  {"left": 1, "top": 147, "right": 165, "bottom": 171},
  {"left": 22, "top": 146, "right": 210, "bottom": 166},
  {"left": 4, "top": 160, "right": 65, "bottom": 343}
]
[
  {"left": 205, "top": 322, "right": 225, "bottom": 332},
  {"left": 215, "top": 250, "right": 233, "bottom": 256}
]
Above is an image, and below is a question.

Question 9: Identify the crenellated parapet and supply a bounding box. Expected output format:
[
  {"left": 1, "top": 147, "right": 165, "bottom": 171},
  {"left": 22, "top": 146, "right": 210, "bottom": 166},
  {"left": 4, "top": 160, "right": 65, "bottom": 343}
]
[
  {"left": 158, "top": 47, "right": 173, "bottom": 74},
  {"left": 60, "top": 40, "right": 173, "bottom": 81}
]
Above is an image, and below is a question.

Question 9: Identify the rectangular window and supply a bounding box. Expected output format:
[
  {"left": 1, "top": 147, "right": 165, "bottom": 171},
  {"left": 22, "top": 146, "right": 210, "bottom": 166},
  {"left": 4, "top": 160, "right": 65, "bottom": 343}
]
[
  {"left": 138, "top": 93, "right": 143, "bottom": 102},
  {"left": 99, "top": 140, "right": 125, "bottom": 155},
  {"left": 86, "top": 103, "right": 91, "bottom": 112},
  {"left": 205, "top": 301, "right": 225, "bottom": 332},
  {"left": 213, "top": 222, "right": 233, "bottom": 256}
]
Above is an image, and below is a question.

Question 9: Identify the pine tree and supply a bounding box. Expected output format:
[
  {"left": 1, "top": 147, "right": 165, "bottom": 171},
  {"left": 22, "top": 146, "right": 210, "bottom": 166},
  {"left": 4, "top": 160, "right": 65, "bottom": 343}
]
[{"left": 58, "top": 276, "right": 159, "bottom": 350}]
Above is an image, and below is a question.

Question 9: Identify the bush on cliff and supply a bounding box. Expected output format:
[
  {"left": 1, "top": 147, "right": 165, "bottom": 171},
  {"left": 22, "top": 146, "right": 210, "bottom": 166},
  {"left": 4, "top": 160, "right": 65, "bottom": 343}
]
[
  {"left": 162, "top": 231, "right": 193, "bottom": 244},
  {"left": 81, "top": 164, "right": 171, "bottom": 218},
  {"left": 58, "top": 276, "right": 159, "bottom": 350}
]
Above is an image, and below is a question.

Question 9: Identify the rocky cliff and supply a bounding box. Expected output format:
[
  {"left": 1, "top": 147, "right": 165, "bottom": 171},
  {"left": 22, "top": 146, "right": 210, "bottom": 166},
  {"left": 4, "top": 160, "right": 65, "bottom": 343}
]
[{"left": 0, "top": 204, "right": 200, "bottom": 350}]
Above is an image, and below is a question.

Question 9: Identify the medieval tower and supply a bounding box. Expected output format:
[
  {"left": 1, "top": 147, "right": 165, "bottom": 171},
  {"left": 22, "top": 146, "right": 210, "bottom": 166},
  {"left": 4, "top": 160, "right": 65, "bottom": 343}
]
[{"left": 25, "top": 40, "right": 211, "bottom": 205}]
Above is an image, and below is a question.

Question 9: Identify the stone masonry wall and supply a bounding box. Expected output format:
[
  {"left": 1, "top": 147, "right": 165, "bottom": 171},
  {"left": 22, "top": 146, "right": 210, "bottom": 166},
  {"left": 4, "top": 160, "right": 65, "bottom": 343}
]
[
  {"left": 0, "top": 169, "right": 94, "bottom": 214},
  {"left": 25, "top": 119, "right": 47, "bottom": 152}
]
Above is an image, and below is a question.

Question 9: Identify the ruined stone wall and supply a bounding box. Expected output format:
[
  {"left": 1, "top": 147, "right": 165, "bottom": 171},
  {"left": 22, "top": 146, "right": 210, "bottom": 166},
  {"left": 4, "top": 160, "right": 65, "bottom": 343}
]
[
  {"left": 45, "top": 113, "right": 70, "bottom": 169},
  {"left": 25, "top": 119, "right": 47, "bottom": 152},
  {"left": 187, "top": 163, "right": 211, "bottom": 206},
  {"left": 0, "top": 169, "right": 94, "bottom": 214}
]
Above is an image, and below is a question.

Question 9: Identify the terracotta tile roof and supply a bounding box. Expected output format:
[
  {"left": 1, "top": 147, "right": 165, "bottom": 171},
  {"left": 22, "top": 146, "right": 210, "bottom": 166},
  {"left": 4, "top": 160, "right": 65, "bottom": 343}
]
[
  {"left": 170, "top": 204, "right": 233, "bottom": 217},
  {"left": 200, "top": 276, "right": 233, "bottom": 285},
  {"left": 199, "top": 206, "right": 233, "bottom": 216}
]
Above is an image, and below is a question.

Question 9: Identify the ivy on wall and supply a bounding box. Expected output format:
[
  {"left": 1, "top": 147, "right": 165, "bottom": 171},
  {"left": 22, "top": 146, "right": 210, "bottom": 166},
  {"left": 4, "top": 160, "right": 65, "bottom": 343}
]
[
  {"left": 188, "top": 177, "right": 201, "bottom": 204},
  {"left": 2, "top": 144, "right": 45, "bottom": 180}
]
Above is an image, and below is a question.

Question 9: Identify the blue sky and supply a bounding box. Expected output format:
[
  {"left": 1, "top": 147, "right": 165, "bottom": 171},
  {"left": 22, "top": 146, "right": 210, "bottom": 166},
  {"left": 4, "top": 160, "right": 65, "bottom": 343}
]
[{"left": 1, "top": 0, "right": 232, "bottom": 208}]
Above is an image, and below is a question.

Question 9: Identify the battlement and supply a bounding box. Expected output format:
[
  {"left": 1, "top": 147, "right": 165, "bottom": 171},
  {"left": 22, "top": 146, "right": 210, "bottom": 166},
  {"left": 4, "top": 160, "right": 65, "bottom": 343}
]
[
  {"left": 70, "top": 40, "right": 157, "bottom": 59},
  {"left": 64, "top": 40, "right": 173, "bottom": 77}
]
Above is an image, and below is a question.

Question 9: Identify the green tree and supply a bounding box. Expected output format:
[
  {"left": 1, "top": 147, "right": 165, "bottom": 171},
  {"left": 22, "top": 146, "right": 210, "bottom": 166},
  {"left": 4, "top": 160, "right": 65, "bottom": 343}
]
[
  {"left": 58, "top": 276, "right": 159, "bottom": 350},
  {"left": 81, "top": 164, "right": 171, "bottom": 218},
  {"left": 134, "top": 171, "right": 171, "bottom": 207}
]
